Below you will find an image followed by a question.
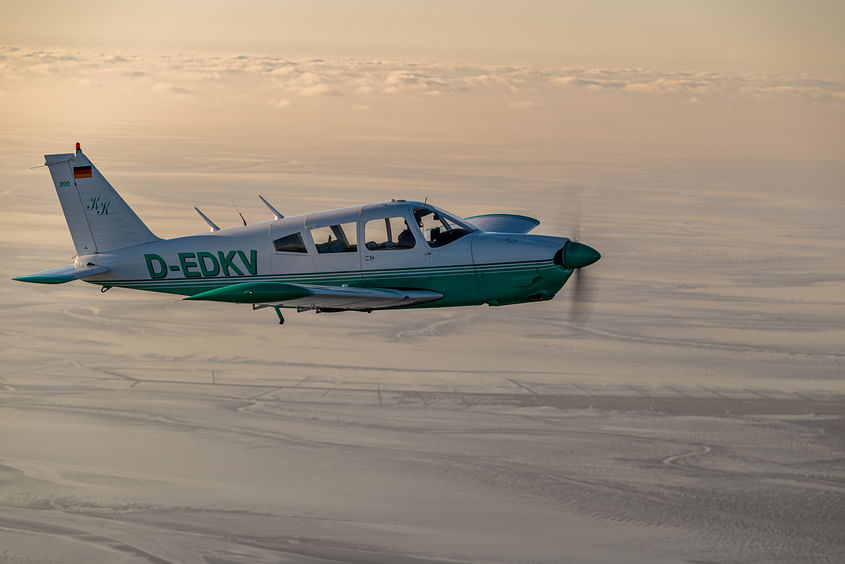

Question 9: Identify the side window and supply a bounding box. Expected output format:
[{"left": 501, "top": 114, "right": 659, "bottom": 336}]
[
  {"left": 364, "top": 216, "right": 416, "bottom": 250},
  {"left": 273, "top": 232, "right": 307, "bottom": 253},
  {"left": 310, "top": 222, "right": 358, "bottom": 253}
]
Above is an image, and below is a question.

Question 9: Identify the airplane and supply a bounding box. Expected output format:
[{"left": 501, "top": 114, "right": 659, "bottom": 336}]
[{"left": 14, "top": 143, "right": 600, "bottom": 324}]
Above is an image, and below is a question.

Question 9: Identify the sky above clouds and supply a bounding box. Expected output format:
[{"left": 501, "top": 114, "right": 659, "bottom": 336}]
[
  {"left": 3, "top": 1, "right": 843, "bottom": 159},
  {"left": 2, "top": 0, "right": 845, "bottom": 73},
  {"left": 0, "top": 1, "right": 842, "bottom": 230},
  {"left": 1, "top": 43, "right": 842, "bottom": 170}
]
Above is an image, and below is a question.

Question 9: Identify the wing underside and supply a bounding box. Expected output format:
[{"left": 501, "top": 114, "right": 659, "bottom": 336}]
[{"left": 184, "top": 281, "right": 443, "bottom": 311}]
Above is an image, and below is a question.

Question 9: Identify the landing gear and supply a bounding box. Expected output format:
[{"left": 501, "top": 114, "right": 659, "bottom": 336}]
[{"left": 251, "top": 304, "right": 286, "bottom": 325}]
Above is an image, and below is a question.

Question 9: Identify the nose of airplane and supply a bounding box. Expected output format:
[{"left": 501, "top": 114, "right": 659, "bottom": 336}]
[{"left": 556, "top": 240, "right": 601, "bottom": 269}]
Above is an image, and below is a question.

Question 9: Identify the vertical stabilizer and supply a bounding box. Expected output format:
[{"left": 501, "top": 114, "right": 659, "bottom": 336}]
[{"left": 45, "top": 144, "right": 159, "bottom": 254}]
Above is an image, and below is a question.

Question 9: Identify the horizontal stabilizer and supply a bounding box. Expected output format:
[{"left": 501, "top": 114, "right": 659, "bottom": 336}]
[
  {"left": 13, "top": 263, "right": 110, "bottom": 284},
  {"left": 465, "top": 213, "right": 540, "bottom": 234},
  {"left": 185, "top": 281, "right": 442, "bottom": 310}
]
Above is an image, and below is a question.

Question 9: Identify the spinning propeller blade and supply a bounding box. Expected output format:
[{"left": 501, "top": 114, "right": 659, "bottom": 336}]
[
  {"left": 559, "top": 199, "right": 600, "bottom": 319},
  {"left": 569, "top": 265, "right": 598, "bottom": 320}
]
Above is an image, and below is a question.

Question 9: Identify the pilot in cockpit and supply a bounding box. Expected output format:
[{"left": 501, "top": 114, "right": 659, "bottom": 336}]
[{"left": 397, "top": 221, "right": 415, "bottom": 248}]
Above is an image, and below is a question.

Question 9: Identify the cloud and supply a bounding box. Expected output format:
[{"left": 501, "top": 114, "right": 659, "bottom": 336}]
[
  {"left": 268, "top": 66, "right": 295, "bottom": 76},
  {"left": 270, "top": 98, "right": 291, "bottom": 108},
  {"left": 151, "top": 82, "right": 195, "bottom": 96},
  {"left": 1, "top": 46, "right": 843, "bottom": 106},
  {"left": 277, "top": 70, "right": 339, "bottom": 96},
  {"left": 298, "top": 82, "right": 333, "bottom": 96},
  {"left": 550, "top": 76, "right": 576, "bottom": 86},
  {"left": 508, "top": 100, "right": 541, "bottom": 109},
  {"left": 546, "top": 67, "right": 845, "bottom": 102}
]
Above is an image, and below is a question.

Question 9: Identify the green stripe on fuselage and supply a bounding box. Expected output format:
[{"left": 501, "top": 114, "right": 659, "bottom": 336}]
[{"left": 93, "top": 260, "right": 568, "bottom": 308}]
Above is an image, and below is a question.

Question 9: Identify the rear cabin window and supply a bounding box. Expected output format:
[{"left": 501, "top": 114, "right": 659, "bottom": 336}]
[
  {"left": 273, "top": 232, "right": 307, "bottom": 253},
  {"left": 310, "top": 222, "right": 357, "bottom": 253},
  {"left": 364, "top": 216, "right": 416, "bottom": 250}
]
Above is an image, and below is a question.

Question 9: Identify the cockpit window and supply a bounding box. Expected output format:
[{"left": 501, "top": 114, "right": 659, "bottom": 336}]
[
  {"left": 273, "top": 232, "right": 307, "bottom": 253},
  {"left": 310, "top": 222, "right": 358, "bottom": 253},
  {"left": 413, "top": 205, "right": 474, "bottom": 247},
  {"left": 364, "top": 216, "right": 416, "bottom": 250}
]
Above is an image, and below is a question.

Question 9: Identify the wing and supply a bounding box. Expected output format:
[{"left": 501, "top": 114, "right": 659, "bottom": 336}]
[
  {"left": 184, "top": 281, "right": 443, "bottom": 311},
  {"left": 13, "top": 263, "right": 110, "bottom": 284},
  {"left": 464, "top": 213, "right": 540, "bottom": 233}
]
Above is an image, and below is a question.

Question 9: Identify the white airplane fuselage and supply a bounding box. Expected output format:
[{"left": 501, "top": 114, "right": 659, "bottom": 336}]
[
  {"left": 15, "top": 146, "right": 600, "bottom": 320},
  {"left": 81, "top": 201, "right": 574, "bottom": 309}
]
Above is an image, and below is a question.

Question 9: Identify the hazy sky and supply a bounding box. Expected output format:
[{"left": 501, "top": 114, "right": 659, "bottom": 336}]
[
  {"left": 1, "top": 6, "right": 843, "bottom": 563},
  {"left": 3, "top": 0, "right": 844, "bottom": 73},
  {"left": 1, "top": 0, "right": 842, "bottom": 209}
]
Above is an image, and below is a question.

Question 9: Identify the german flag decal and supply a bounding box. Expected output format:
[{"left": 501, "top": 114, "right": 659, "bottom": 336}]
[{"left": 73, "top": 165, "right": 92, "bottom": 179}]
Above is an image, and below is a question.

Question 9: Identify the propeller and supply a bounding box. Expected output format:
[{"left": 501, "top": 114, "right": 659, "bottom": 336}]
[
  {"left": 569, "top": 257, "right": 596, "bottom": 320},
  {"left": 556, "top": 196, "right": 600, "bottom": 320}
]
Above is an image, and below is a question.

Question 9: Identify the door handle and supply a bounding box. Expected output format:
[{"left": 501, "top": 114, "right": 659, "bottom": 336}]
[{"left": 365, "top": 255, "right": 375, "bottom": 261}]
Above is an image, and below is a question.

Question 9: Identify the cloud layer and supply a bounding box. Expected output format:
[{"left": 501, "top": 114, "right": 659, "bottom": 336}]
[
  {"left": 2, "top": 46, "right": 844, "bottom": 107},
  {"left": 2, "top": 45, "right": 843, "bottom": 163}
]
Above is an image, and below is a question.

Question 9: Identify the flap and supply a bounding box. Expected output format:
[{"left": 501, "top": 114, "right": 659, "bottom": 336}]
[
  {"left": 464, "top": 213, "right": 540, "bottom": 233},
  {"left": 13, "top": 263, "right": 110, "bottom": 284},
  {"left": 184, "top": 281, "right": 443, "bottom": 310}
]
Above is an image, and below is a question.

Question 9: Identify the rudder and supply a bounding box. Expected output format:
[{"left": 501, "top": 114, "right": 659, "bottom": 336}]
[{"left": 45, "top": 143, "right": 159, "bottom": 254}]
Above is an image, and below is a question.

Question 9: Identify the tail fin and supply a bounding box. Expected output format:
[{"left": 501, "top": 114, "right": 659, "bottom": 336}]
[{"left": 45, "top": 143, "right": 159, "bottom": 254}]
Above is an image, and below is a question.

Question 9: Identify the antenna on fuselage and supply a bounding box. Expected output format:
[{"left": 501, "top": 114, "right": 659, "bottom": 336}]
[
  {"left": 258, "top": 194, "right": 283, "bottom": 220},
  {"left": 194, "top": 207, "right": 220, "bottom": 232},
  {"left": 230, "top": 200, "right": 247, "bottom": 226}
]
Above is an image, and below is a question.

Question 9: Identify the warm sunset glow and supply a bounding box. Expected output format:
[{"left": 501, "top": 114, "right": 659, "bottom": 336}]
[{"left": 1, "top": 3, "right": 843, "bottom": 563}]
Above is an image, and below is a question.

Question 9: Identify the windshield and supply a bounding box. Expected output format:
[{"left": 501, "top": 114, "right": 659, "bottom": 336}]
[{"left": 413, "top": 205, "right": 475, "bottom": 247}]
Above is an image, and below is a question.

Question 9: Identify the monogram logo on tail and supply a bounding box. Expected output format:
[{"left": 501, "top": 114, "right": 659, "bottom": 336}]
[{"left": 86, "top": 196, "right": 110, "bottom": 216}]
